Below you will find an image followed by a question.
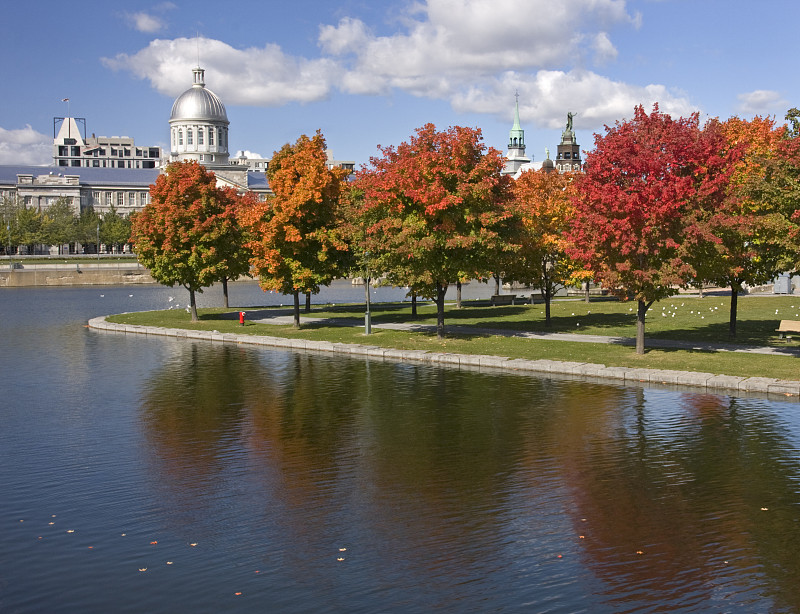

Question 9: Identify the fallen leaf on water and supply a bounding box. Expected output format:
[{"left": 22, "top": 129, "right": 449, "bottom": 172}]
[
  {"left": 150, "top": 541, "right": 158, "bottom": 545},
  {"left": 189, "top": 543, "right": 198, "bottom": 547},
  {"left": 636, "top": 551, "right": 644, "bottom": 555},
  {"left": 66, "top": 530, "right": 75, "bottom": 533},
  {"left": 166, "top": 562, "right": 173, "bottom": 565},
  {"left": 139, "top": 568, "right": 147, "bottom": 572},
  {"left": 235, "top": 592, "right": 242, "bottom": 596}
]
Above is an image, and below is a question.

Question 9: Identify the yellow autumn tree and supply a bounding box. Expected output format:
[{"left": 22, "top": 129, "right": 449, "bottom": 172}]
[{"left": 506, "top": 168, "right": 580, "bottom": 325}]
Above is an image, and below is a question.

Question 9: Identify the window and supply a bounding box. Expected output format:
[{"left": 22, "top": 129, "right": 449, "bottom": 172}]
[
  {"left": 218, "top": 129, "right": 223, "bottom": 148},
  {"left": 178, "top": 130, "right": 183, "bottom": 146},
  {"left": 128, "top": 192, "right": 136, "bottom": 206},
  {"left": 187, "top": 129, "right": 193, "bottom": 145},
  {"left": 198, "top": 129, "right": 203, "bottom": 145},
  {"left": 71, "top": 146, "right": 80, "bottom": 157},
  {"left": 58, "top": 146, "right": 68, "bottom": 156},
  {"left": 93, "top": 192, "right": 100, "bottom": 203},
  {"left": 199, "top": 154, "right": 204, "bottom": 162},
  {"left": 92, "top": 160, "right": 99, "bottom": 167},
  {"left": 564, "top": 152, "right": 571, "bottom": 159},
  {"left": 209, "top": 128, "right": 214, "bottom": 146},
  {"left": 110, "top": 148, "right": 117, "bottom": 156},
  {"left": 117, "top": 193, "right": 124, "bottom": 207},
  {"left": 172, "top": 130, "right": 176, "bottom": 148},
  {"left": 105, "top": 192, "right": 112, "bottom": 206},
  {"left": 140, "top": 192, "right": 147, "bottom": 207}
]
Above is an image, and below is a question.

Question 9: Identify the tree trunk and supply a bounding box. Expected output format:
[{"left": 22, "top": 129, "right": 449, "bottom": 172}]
[
  {"left": 584, "top": 281, "right": 590, "bottom": 303},
  {"left": 222, "top": 276, "right": 229, "bottom": 308},
  {"left": 636, "top": 299, "right": 648, "bottom": 355},
  {"left": 305, "top": 292, "right": 311, "bottom": 313},
  {"left": 293, "top": 290, "right": 301, "bottom": 328},
  {"left": 729, "top": 286, "right": 739, "bottom": 340},
  {"left": 543, "top": 285, "right": 552, "bottom": 326},
  {"left": 456, "top": 280, "right": 462, "bottom": 309},
  {"left": 189, "top": 288, "right": 198, "bottom": 322},
  {"left": 494, "top": 274, "right": 501, "bottom": 295},
  {"left": 411, "top": 292, "right": 417, "bottom": 317},
  {"left": 436, "top": 282, "right": 447, "bottom": 338}
]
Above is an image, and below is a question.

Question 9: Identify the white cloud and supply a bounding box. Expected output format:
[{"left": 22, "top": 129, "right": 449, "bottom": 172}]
[
  {"left": 125, "top": 12, "right": 166, "bottom": 34},
  {"left": 235, "top": 150, "right": 264, "bottom": 159},
  {"left": 451, "top": 70, "right": 696, "bottom": 130},
  {"left": 592, "top": 32, "right": 618, "bottom": 65},
  {"left": 736, "top": 89, "right": 788, "bottom": 115},
  {"left": 325, "top": 0, "right": 635, "bottom": 97},
  {"left": 101, "top": 1, "right": 697, "bottom": 134},
  {"left": 102, "top": 37, "right": 340, "bottom": 106},
  {"left": 0, "top": 125, "right": 51, "bottom": 165}
]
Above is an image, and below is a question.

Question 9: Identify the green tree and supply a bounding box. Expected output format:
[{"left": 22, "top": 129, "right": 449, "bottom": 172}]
[
  {"left": 354, "top": 123, "right": 512, "bottom": 338},
  {"left": 77, "top": 207, "right": 101, "bottom": 254},
  {"left": 101, "top": 206, "right": 132, "bottom": 253},
  {"left": 240, "top": 131, "right": 349, "bottom": 327},
  {"left": 130, "top": 161, "right": 245, "bottom": 322},
  {"left": 42, "top": 198, "right": 77, "bottom": 254},
  {"left": 16, "top": 204, "right": 44, "bottom": 255}
]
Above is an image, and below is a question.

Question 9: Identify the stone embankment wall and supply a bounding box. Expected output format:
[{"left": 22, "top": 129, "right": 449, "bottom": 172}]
[{"left": 0, "top": 263, "right": 155, "bottom": 287}]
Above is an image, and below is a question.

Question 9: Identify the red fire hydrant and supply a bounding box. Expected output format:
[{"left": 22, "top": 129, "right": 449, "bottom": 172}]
[{"left": 239, "top": 311, "right": 246, "bottom": 326}]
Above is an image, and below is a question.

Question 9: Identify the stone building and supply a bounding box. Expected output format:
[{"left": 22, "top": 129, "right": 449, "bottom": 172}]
[{"left": 53, "top": 117, "right": 162, "bottom": 169}]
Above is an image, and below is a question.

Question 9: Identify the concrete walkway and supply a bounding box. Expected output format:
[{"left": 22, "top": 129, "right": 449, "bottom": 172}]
[{"left": 248, "top": 312, "right": 800, "bottom": 357}]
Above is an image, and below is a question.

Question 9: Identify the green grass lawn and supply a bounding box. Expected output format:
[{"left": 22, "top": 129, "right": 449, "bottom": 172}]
[{"left": 107, "top": 294, "right": 800, "bottom": 381}]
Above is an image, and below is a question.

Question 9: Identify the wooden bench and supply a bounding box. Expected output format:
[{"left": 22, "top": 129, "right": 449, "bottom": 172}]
[
  {"left": 491, "top": 294, "right": 516, "bottom": 306},
  {"left": 776, "top": 320, "right": 800, "bottom": 341}
]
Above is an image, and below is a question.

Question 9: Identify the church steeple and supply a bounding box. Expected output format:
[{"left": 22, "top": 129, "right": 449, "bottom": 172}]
[
  {"left": 502, "top": 92, "right": 531, "bottom": 176},
  {"left": 508, "top": 91, "right": 525, "bottom": 150}
]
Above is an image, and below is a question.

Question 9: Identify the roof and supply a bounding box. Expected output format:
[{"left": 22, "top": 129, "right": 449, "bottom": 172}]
[
  {"left": 246, "top": 171, "right": 269, "bottom": 190},
  {"left": 0, "top": 165, "right": 160, "bottom": 188},
  {"left": 169, "top": 67, "right": 228, "bottom": 124}
]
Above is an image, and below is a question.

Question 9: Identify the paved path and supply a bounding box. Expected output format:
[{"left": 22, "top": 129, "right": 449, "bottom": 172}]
[{"left": 247, "top": 311, "right": 800, "bottom": 357}]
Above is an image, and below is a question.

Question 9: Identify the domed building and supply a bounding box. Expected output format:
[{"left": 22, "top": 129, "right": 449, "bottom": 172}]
[{"left": 169, "top": 67, "right": 230, "bottom": 166}]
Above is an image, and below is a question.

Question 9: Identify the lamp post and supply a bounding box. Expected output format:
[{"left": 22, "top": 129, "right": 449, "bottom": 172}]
[
  {"left": 96, "top": 221, "right": 100, "bottom": 262},
  {"left": 364, "top": 251, "right": 371, "bottom": 335}
]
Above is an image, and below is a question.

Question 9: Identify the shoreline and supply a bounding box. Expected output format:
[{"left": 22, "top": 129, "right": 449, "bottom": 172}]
[{"left": 88, "top": 315, "right": 800, "bottom": 401}]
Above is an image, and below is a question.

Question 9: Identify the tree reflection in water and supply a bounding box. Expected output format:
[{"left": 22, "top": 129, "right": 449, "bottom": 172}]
[{"left": 139, "top": 345, "right": 800, "bottom": 611}]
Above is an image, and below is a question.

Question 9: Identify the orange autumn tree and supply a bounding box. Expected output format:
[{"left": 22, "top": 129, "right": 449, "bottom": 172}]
[
  {"left": 240, "top": 131, "right": 349, "bottom": 327},
  {"left": 130, "top": 161, "right": 248, "bottom": 322},
  {"left": 505, "top": 168, "right": 579, "bottom": 325},
  {"left": 688, "top": 116, "right": 786, "bottom": 338}
]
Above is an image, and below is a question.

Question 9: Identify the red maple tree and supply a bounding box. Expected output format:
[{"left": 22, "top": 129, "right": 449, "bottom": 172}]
[
  {"left": 568, "top": 105, "right": 731, "bottom": 353},
  {"left": 354, "top": 123, "right": 512, "bottom": 338}
]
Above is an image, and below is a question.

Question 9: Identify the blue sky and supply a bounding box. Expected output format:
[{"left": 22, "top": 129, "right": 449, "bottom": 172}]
[{"left": 1, "top": 0, "right": 798, "bottom": 167}]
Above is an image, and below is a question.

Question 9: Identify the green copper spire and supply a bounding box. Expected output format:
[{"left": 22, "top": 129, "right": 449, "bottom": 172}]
[{"left": 509, "top": 91, "right": 524, "bottom": 149}]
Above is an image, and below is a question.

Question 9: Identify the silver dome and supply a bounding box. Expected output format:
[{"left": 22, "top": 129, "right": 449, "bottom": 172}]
[{"left": 169, "top": 68, "right": 229, "bottom": 124}]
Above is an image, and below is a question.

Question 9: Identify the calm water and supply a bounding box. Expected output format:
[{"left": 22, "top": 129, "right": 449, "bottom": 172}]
[{"left": 2, "top": 283, "right": 800, "bottom": 613}]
